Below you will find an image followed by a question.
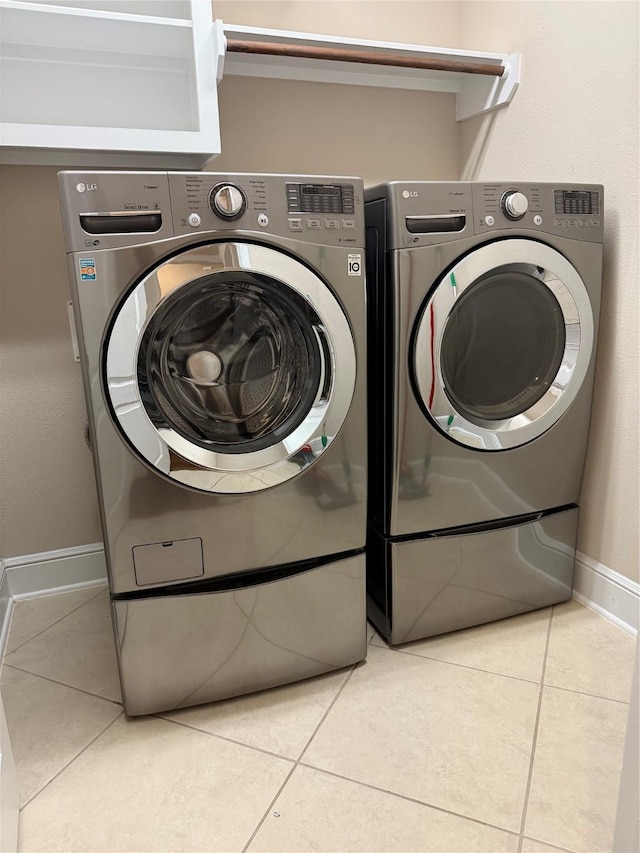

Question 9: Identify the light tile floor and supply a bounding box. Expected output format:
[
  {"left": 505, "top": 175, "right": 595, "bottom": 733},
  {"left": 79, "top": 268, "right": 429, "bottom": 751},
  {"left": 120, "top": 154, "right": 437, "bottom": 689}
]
[{"left": 1, "top": 588, "right": 635, "bottom": 853}]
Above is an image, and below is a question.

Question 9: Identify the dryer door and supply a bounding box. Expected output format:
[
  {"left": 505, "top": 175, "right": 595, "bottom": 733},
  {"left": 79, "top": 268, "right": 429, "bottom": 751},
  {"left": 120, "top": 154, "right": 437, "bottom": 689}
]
[
  {"left": 104, "top": 242, "right": 356, "bottom": 493},
  {"left": 412, "top": 239, "right": 594, "bottom": 450}
]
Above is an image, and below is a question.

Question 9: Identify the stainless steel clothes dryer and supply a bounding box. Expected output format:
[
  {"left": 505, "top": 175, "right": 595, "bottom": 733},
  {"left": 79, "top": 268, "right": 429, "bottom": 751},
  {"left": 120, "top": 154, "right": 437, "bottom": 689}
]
[
  {"left": 58, "top": 171, "right": 367, "bottom": 714},
  {"left": 365, "top": 181, "right": 603, "bottom": 644}
]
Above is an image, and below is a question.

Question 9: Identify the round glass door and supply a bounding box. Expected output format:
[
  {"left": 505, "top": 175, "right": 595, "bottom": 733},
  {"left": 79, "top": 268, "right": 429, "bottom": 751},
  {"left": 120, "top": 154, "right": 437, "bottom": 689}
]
[
  {"left": 413, "top": 239, "right": 594, "bottom": 450},
  {"left": 105, "top": 242, "right": 356, "bottom": 493}
]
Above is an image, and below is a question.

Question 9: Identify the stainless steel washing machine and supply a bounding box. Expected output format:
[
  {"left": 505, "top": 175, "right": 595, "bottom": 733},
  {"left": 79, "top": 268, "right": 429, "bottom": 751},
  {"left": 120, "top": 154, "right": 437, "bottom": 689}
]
[
  {"left": 58, "top": 171, "right": 367, "bottom": 714},
  {"left": 365, "top": 181, "right": 603, "bottom": 643}
]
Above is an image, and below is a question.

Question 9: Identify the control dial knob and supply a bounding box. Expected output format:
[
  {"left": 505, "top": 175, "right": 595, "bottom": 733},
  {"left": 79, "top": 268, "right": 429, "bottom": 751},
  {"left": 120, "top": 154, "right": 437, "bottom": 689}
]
[
  {"left": 209, "top": 183, "right": 247, "bottom": 221},
  {"left": 501, "top": 190, "right": 529, "bottom": 220}
]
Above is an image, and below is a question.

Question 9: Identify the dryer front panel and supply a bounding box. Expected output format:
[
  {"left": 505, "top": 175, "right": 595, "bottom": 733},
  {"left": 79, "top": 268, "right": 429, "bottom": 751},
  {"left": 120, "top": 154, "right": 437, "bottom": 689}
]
[
  {"left": 412, "top": 239, "right": 594, "bottom": 451},
  {"left": 104, "top": 241, "right": 356, "bottom": 493}
]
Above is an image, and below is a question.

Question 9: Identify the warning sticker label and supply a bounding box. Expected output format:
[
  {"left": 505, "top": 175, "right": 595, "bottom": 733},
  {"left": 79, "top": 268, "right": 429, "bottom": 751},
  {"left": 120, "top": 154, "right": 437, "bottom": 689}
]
[{"left": 79, "top": 258, "right": 96, "bottom": 281}]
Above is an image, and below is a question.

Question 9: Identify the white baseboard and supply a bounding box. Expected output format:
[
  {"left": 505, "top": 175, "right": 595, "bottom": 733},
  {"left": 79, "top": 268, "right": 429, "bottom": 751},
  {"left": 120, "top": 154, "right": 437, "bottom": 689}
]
[
  {"left": 2, "top": 543, "right": 107, "bottom": 601},
  {"left": 0, "top": 566, "right": 14, "bottom": 662},
  {"left": 574, "top": 551, "right": 639, "bottom": 636}
]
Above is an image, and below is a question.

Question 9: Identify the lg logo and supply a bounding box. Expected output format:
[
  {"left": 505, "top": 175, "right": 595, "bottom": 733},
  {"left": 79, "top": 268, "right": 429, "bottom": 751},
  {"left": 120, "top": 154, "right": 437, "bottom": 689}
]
[
  {"left": 76, "top": 182, "right": 98, "bottom": 193},
  {"left": 402, "top": 190, "right": 418, "bottom": 199}
]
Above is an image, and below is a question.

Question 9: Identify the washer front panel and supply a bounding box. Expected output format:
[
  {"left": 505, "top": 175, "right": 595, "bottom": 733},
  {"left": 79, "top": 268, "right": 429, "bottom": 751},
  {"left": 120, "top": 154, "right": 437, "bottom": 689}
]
[
  {"left": 105, "top": 242, "right": 356, "bottom": 492},
  {"left": 413, "top": 239, "right": 594, "bottom": 450}
]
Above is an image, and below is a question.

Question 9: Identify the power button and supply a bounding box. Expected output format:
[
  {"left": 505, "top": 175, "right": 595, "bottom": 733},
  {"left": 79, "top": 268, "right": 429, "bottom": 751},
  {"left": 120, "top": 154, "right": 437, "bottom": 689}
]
[{"left": 188, "top": 213, "right": 201, "bottom": 227}]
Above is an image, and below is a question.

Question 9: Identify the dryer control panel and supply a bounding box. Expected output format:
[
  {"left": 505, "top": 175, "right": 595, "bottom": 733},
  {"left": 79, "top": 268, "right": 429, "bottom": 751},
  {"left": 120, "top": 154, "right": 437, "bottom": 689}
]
[
  {"left": 364, "top": 181, "right": 604, "bottom": 249},
  {"left": 472, "top": 183, "right": 603, "bottom": 243},
  {"left": 57, "top": 171, "right": 365, "bottom": 252}
]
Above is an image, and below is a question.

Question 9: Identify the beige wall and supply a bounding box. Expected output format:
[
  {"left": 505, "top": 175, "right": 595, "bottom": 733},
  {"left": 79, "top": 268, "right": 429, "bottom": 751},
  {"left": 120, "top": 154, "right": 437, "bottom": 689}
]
[
  {"left": 459, "top": 1, "right": 639, "bottom": 582},
  {"left": 0, "top": 166, "right": 104, "bottom": 557},
  {"left": 0, "top": 2, "right": 460, "bottom": 559}
]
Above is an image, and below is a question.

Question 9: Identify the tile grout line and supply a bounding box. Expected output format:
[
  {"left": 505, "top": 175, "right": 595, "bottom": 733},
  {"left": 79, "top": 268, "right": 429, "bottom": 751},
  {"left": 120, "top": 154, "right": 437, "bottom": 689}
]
[
  {"left": 4, "top": 586, "right": 107, "bottom": 657},
  {"left": 377, "top": 642, "right": 543, "bottom": 686},
  {"left": 19, "top": 711, "right": 124, "bottom": 811},
  {"left": 542, "top": 681, "right": 631, "bottom": 706},
  {"left": 297, "top": 761, "right": 522, "bottom": 839},
  {"left": 240, "top": 661, "right": 359, "bottom": 853},
  {"left": 522, "top": 834, "right": 579, "bottom": 853},
  {"left": 2, "top": 663, "right": 123, "bottom": 708},
  {"left": 154, "top": 714, "right": 299, "bottom": 764},
  {"left": 517, "top": 606, "right": 554, "bottom": 852}
]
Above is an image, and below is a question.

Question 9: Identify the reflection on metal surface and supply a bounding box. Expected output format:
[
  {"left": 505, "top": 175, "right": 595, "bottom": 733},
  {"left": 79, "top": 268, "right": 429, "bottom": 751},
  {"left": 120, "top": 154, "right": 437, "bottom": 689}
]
[
  {"left": 105, "top": 242, "right": 357, "bottom": 493},
  {"left": 413, "top": 240, "right": 594, "bottom": 450},
  {"left": 113, "top": 553, "right": 366, "bottom": 716},
  {"left": 369, "top": 507, "right": 578, "bottom": 644}
]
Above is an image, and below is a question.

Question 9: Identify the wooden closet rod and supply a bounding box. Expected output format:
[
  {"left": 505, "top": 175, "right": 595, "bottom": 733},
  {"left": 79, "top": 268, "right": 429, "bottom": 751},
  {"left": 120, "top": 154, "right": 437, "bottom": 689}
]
[{"left": 226, "top": 39, "right": 506, "bottom": 78}]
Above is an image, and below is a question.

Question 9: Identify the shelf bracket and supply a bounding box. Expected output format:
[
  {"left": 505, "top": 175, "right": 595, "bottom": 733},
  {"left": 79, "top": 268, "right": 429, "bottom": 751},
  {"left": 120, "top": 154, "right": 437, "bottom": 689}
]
[{"left": 456, "top": 53, "right": 520, "bottom": 121}]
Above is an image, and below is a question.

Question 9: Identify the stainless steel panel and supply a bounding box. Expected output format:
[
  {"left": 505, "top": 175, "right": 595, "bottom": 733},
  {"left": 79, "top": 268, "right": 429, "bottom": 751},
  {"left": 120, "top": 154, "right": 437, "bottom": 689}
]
[
  {"left": 133, "top": 538, "right": 204, "bottom": 586},
  {"left": 364, "top": 181, "right": 603, "bottom": 249},
  {"left": 64, "top": 211, "right": 366, "bottom": 594},
  {"left": 58, "top": 171, "right": 366, "bottom": 251},
  {"left": 386, "top": 231, "right": 601, "bottom": 535},
  {"left": 112, "top": 552, "right": 367, "bottom": 716},
  {"left": 386, "top": 508, "right": 578, "bottom": 644},
  {"left": 57, "top": 171, "right": 174, "bottom": 252}
]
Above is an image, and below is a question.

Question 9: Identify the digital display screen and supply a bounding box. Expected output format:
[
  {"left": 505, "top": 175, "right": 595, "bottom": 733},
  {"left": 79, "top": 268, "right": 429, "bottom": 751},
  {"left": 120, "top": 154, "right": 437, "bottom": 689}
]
[
  {"left": 555, "top": 190, "right": 600, "bottom": 215},
  {"left": 286, "top": 182, "right": 355, "bottom": 215},
  {"left": 301, "top": 185, "right": 341, "bottom": 196}
]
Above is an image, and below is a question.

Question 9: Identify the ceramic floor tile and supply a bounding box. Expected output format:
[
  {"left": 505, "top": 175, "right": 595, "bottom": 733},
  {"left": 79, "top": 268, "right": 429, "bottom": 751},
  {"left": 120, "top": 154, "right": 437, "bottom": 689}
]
[
  {"left": 161, "top": 667, "right": 351, "bottom": 759},
  {"left": 249, "top": 764, "right": 519, "bottom": 853},
  {"left": 521, "top": 840, "right": 573, "bottom": 853},
  {"left": 303, "top": 645, "right": 539, "bottom": 831},
  {"left": 545, "top": 600, "right": 635, "bottom": 702},
  {"left": 0, "top": 666, "right": 121, "bottom": 807},
  {"left": 5, "top": 586, "right": 106, "bottom": 654},
  {"left": 525, "top": 685, "right": 628, "bottom": 852},
  {"left": 4, "top": 590, "right": 121, "bottom": 702},
  {"left": 18, "top": 715, "right": 292, "bottom": 853},
  {"left": 375, "top": 608, "right": 551, "bottom": 683}
]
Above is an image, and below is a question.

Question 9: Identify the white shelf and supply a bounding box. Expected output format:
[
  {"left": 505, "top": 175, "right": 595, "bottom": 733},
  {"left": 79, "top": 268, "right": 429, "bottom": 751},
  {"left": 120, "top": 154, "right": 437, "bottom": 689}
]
[
  {"left": 218, "top": 22, "right": 520, "bottom": 122},
  {"left": 1, "top": 1, "right": 193, "bottom": 55},
  {"left": 0, "top": 0, "right": 221, "bottom": 168}
]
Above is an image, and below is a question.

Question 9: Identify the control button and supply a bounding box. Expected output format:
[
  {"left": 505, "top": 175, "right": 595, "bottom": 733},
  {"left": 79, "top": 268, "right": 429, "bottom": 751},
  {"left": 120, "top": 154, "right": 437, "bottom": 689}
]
[
  {"left": 501, "top": 190, "right": 529, "bottom": 220},
  {"left": 579, "top": 218, "right": 589, "bottom": 227},
  {"left": 590, "top": 218, "right": 601, "bottom": 227},
  {"left": 554, "top": 218, "right": 565, "bottom": 227},
  {"left": 187, "top": 213, "right": 201, "bottom": 227},
  {"left": 306, "top": 218, "right": 321, "bottom": 229},
  {"left": 257, "top": 213, "right": 269, "bottom": 227},
  {"left": 533, "top": 215, "right": 542, "bottom": 226},
  {"left": 484, "top": 215, "right": 495, "bottom": 227},
  {"left": 324, "top": 219, "right": 339, "bottom": 229},
  {"left": 342, "top": 219, "right": 356, "bottom": 229},
  {"left": 209, "top": 183, "right": 247, "bottom": 221},
  {"left": 288, "top": 218, "right": 303, "bottom": 232},
  {"left": 567, "top": 218, "right": 578, "bottom": 227}
]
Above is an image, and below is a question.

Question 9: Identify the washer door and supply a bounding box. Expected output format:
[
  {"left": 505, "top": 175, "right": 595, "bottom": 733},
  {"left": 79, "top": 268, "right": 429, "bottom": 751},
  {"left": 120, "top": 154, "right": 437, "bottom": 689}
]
[
  {"left": 104, "top": 242, "right": 356, "bottom": 493},
  {"left": 413, "top": 239, "right": 594, "bottom": 450}
]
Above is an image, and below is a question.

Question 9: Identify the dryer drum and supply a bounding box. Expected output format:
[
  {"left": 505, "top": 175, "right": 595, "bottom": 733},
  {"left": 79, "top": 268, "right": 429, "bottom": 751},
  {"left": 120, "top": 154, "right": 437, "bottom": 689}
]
[{"left": 440, "top": 270, "right": 566, "bottom": 422}]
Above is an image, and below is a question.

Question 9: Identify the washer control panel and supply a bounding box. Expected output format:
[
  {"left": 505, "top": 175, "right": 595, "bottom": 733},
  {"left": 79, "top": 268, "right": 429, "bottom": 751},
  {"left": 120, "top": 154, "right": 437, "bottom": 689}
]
[
  {"left": 170, "top": 172, "right": 364, "bottom": 246},
  {"left": 57, "top": 171, "right": 365, "bottom": 252}
]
